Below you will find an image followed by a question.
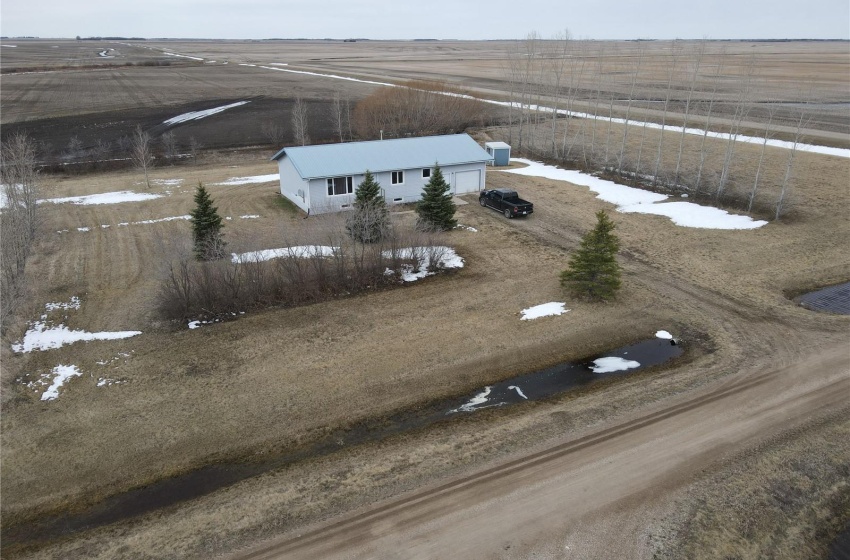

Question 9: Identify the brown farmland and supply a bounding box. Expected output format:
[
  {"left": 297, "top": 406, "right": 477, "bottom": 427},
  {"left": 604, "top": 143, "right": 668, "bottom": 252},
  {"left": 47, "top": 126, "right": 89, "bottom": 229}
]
[{"left": 1, "top": 39, "right": 848, "bottom": 559}]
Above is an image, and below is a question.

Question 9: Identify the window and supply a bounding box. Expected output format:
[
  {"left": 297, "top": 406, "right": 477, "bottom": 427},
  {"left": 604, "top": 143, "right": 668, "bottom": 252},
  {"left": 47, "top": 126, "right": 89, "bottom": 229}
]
[
  {"left": 327, "top": 176, "right": 353, "bottom": 196},
  {"left": 422, "top": 168, "right": 431, "bottom": 179},
  {"left": 391, "top": 171, "right": 404, "bottom": 185}
]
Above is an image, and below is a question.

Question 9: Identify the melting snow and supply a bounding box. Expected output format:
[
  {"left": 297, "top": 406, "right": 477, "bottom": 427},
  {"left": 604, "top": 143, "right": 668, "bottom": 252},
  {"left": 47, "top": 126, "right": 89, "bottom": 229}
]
[
  {"left": 152, "top": 179, "right": 183, "bottom": 186},
  {"left": 12, "top": 322, "right": 141, "bottom": 353},
  {"left": 590, "top": 357, "right": 641, "bottom": 373},
  {"left": 504, "top": 159, "right": 768, "bottom": 230},
  {"left": 508, "top": 385, "right": 528, "bottom": 399},
  {"left": 39, "top": 191, "right": 162, "bottom": 206},
  {"left": 116, "top": 215, "right": 191, "bottom": 226},
  {"left": 521, "top": 302, "right": 568, "bottom": 320},
  {"left": 455, "top": 224, "right": 479, "bottom": 232},
  {"left": 163, "top": 52, "right": 204, "bottom": 61},
  {"left": 449, "top": 386, "right": 505, "bottom": 413},
  {"left": 655, "top": 330, "right": 674, "bottom": 340},
  {"left": 44, "top": 297, "right": 81, "bottom": 312},
  {"left": 214, "top": 173, "right": 279, "bottom": 186},
  {"left": 163, "top": 101, "right": 249, "bottom": 125},
  {"left": 77, "top": 227, "right": 90, "bottom": 232},
  {"left": 40, "top": 365, "right": 83, "bottom": 401},
  {"left": 382, "top": 247, "right": 464, "bottom": 282},
  {"left": 232, "top": 245, "right": 338, "bottom": 263},
  {"left": 240, "top": 214, "right": 260, "bottom": 219}
]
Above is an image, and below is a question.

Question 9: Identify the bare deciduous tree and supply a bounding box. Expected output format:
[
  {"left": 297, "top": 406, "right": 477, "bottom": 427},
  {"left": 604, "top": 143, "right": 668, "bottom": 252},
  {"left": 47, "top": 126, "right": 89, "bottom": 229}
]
[
  {"left": 188, "top": 136, "right": 202, "bottom": 164},
  {"left": 261, "top": 121, "right": 286, "bottom": 145},
  {"left": 775, "top": 107, "right": 809, "bottom": 220},
  {"left": 292, "top": 96, "right": 310, "bottom": 146},
  {"left": 747, "top": 100, "right": 778, "bottom": 212},
  {"left": 332, "top": 90, "right": 351, "bottom": 142},
  {"left": 161, "top": 130, "right": 178, "bottom": 162},
  {"left": 130, "top": 125, "right": 153, "bottom": 188},
  {"left": 1, "top": 132, "right": 40, "bottom": 324}
]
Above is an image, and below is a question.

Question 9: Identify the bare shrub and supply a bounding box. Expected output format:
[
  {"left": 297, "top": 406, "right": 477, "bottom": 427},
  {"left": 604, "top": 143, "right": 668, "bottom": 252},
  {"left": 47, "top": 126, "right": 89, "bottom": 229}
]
[
  {"left": 351, "top": 80, "right": 486, "bottom": 139},
  {"left": 158, "top": 225, "right": 450, "bottom": 321},
  {"left": 261, "top": 121, "right": 286, "bottom": 146}
]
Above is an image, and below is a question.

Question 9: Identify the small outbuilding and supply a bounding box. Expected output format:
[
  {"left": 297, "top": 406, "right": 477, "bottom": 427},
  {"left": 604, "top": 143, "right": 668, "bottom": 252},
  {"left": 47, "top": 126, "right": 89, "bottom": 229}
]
[
  {"left": 271, "top": 134, "right": 494, "bottom": 214},
  {"left": 484, "top": 141, "right": 511, "bottom": 166}
]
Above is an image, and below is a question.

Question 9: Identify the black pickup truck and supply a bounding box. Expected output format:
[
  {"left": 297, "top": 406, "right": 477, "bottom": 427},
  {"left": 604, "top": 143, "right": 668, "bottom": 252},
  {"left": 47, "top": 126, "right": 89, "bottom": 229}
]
[{"left": 479, "top": 188, "right": 534, "bottom": 219}]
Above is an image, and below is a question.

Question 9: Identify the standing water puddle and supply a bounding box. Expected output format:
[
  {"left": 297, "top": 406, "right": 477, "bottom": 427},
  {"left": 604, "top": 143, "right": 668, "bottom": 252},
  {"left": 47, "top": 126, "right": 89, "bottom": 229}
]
[
  {"left": 4, "top": 336, "right": 683, "bottom": 550},
  {"left": 796, "top": 281, "right": 850, "bottom": 315},
  {"left": 446, "top": 337, "right": 682, "bottom": 414}
]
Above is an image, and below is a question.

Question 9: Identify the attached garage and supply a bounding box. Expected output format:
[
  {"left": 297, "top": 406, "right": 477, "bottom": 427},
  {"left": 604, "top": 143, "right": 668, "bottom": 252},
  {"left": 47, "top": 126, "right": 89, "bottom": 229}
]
[{"left": 453, "top": 169, "right": 482, "bottom": 193}]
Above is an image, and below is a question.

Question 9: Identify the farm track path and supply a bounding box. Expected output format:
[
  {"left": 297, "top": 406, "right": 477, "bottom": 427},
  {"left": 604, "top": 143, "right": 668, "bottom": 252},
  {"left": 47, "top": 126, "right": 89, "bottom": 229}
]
[{"left": 230, "top": 342, "right": 849, "bottom": 559}]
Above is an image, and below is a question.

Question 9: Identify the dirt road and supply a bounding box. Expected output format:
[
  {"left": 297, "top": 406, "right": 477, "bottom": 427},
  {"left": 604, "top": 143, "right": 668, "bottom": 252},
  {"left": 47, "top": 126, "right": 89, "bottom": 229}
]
[{"left": 231, "top": 342, "right": 849, "bottom": 560}]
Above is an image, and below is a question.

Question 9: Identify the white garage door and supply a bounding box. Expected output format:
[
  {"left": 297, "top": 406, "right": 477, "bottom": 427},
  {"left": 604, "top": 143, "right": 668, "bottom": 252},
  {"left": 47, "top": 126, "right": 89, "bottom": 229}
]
[{"left": 454, "top": 170, "right": 481, "bottom": 193}]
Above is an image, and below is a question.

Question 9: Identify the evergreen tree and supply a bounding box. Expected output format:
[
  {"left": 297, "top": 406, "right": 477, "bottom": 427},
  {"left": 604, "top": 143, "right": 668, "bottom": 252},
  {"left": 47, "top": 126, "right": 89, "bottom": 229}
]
[
  {"left": 415, "top": 163, "right": 457, "bottom": 231},
  {"left": 190, "top": 182, "right": 226, "bottom": 260},
  {"left": 560, "top": 210, "right": 622, "bottom": 301},
  {"left": 346, "top": 170, "right": 389, "bottom": 243}
]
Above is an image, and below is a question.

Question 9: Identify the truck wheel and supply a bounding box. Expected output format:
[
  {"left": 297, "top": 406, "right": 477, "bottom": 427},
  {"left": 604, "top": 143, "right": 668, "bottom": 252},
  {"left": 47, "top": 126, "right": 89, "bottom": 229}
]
[
  {"left": 479, "top": 198, "right": 486, "bottom": 206},
  {"left": 504, "top": 208, "right": 512, "bottom": 219}
]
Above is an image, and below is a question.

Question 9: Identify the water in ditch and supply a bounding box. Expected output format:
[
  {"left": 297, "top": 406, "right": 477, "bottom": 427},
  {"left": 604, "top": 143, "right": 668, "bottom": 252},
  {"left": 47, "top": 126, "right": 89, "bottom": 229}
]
[
  {"left": 796, "top": 281, "right": 850, "bottom": 315},
  {"left": 4, "top": 333, "right": 683, "bottom": 550}
]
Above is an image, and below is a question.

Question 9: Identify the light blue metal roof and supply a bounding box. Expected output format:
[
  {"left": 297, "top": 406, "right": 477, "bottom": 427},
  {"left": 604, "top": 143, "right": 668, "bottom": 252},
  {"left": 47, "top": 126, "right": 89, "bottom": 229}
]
[{"left": 271, "top": 134, "right": 493, "bottom": 179}]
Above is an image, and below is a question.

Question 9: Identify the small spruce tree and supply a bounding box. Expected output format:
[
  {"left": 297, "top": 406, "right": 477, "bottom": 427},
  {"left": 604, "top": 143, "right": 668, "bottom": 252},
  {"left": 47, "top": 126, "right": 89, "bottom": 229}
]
[
  {"left": 346, "top": 170, "right": 389, "bottom": 243},
  {"left": 190, "top": 182, "right": 226, "bottom": 260},
  {"left": 560, "top": 210, "right": 622, "bottom": 301},
  {"left": 415, "top": 163, "right": 457, "bottom": 231}
]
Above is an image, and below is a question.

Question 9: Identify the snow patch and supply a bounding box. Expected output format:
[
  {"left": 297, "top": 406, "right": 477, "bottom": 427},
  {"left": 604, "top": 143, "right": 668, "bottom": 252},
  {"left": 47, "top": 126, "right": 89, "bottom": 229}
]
[
  {"left": 45, "top": 297, "right": 81, "bottom": 312},
  {"left": 508, "top": 385, "right": 528, "bottom": 399},
  {"left": 40, "top": 365, "right": 83, "bottom": 401},
  {"left": 163, "top": 52, "right": 204, "bottom": 61},
  {"left": 449, "top": 386, "right": 505, "bottom": 413},
  {"left": 97, "top": 377, "right": 125, "bottom": 387},
  {"left": 213, "top": 173, "right": 279, "bottom": 186},
  {"left": 590, "top": 356, "right": 641, "bottom": 373},
  {"left": 39, "top": 191, "right": 162, "bottom": 206},
  {"left": 232, "top": 245, "right": 338, "bottom": 263},
  {"left": 521, "top": 302, "right": 568, "bottom": 320},
  {"left": 116, "top": 215, "right": 191, "bottom": 226},
  {"left": 240, "top": 214, "right": 260, "bottom": 219},
  {"left": 12, "top": 322, "right": 141, "bottom": 353},
  {"left": 383, "top": 246, "right": 464, "bottom": 282},
  {"left": 655, "top": 330, "right": 674, "bottom": 340},
  {"left": 163, "top": 101, "right": 249, "bottom": 125},
  {"left": 455, "top": 224, "right": 478, "bottom": 232},
  {"left": 504, "top": 159, "right": 767, "bottom": 230},
  {"left": 152, "top": 179, "right": 183, "bottom": 186},
  {"left": 76, "top": 227, "right": 90, "bottom": 232}
]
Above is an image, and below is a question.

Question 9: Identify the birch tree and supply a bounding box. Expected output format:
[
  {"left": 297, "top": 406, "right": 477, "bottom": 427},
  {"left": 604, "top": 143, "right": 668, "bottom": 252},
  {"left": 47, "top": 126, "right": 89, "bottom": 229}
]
[
  {"left": 292, "top": 96, "right": 310, "bottom": 146},
  {"left": 130, "top": 125, "right": 153, "bottom": 188},
  {"left": 674, "top": 39, "right": 706, "bottom": 185},
  {"left": 651, "top": 40, "right": 681, "bottom": 186},
  {"left": 616, "top": 43, "right": 644, "bottom": 175},
  {"left": 747, "top": 100, "right": 777, "bottom": 212},
  {"left": 775, "top": 108, "right": 809, "bottom": 220},
  {"left": 694, "top": 48, "right": 726, "bottom": 196}
]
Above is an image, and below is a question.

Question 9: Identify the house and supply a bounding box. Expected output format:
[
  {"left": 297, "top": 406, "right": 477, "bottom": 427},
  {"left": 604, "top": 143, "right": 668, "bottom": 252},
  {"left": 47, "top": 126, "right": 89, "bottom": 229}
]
[{"left": 271, "top": 133, "right": 494, "bottom": 214}]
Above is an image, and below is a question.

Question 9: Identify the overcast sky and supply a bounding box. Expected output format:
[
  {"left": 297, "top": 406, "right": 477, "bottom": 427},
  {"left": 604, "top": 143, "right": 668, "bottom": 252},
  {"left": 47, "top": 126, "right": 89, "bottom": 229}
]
[{"left": 2, "top": 0, "right": 848, "bottom": 40}]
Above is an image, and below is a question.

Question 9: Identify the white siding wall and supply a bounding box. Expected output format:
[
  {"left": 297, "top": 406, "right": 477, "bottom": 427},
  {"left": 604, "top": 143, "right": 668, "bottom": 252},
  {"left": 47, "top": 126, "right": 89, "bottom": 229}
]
[
  {"left": 277, "top": 157, "right": 310, "bottom": 213},
  {"left": 305, "top": 162, "right": 487, "bottom": 214}
]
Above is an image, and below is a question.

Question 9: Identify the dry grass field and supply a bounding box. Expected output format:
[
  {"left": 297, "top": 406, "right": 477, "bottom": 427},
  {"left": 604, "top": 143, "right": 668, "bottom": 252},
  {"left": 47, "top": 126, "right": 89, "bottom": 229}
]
[{"left": 1, "top": 39, "right": 848, "bottom": 559}]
